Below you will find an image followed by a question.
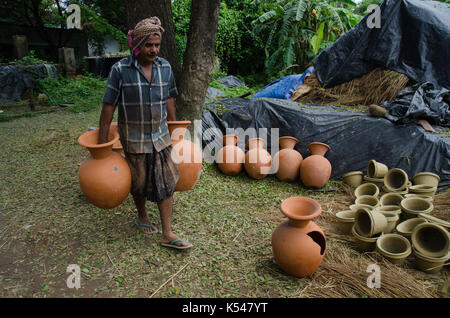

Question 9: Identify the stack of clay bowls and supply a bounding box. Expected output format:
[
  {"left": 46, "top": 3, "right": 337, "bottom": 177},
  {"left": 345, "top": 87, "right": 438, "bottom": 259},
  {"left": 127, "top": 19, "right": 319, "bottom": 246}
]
[
  {"left": 352, "top": 207, "right": 387, "bottom": 252},
  {"left": 411, "top": 223, "right": 450, "bottom": 273}
]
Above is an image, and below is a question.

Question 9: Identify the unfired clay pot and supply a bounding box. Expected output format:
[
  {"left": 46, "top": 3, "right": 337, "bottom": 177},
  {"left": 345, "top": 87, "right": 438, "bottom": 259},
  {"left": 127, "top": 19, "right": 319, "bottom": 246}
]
[
  {"left": 384, "top": 168, "right": 409, "bottom": 192},
  {"left": 216, "top": 134, "right": 245, "bottom": 176},
  {"left": 244, "top": 138, "right": 272, "bottom": 179},
  {"left": 411, "top": 223, "right": 450, "bottom": 258},
  {"left": 78, "top": 129, "right": 131, "bottom": 209},
  {"left": 412, "top": 172, "right": 440, "bottom": 188},
  {"left": 376, "top": 233, "right": 411, "bottom": 265},
  {"left": 168, "top": 121, "right": 203, "bottom": 191},
  {"left": 273, "top": 136, "right": 303, "bottom": 182},
  {"left": 300, "top": 142, "right": 332, "bottom": 188},
  {"left": 272, "top": 196, "right": 326, "bottom": 277},
  {"left": 367, "top": 160, "right": 388, "bottom": 178},
  {"left": 342, "top": 171, "right": 363, "bottom": 187},
  {"left": 354, "top": 208, "right": 387, "bottom": 238}
]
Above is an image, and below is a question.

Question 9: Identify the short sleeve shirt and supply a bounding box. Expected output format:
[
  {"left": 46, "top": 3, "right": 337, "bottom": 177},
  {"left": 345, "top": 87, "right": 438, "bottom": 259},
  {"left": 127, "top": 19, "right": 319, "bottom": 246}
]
[{"left": 102, "top": 55, "right": 178, "bottom": 153}]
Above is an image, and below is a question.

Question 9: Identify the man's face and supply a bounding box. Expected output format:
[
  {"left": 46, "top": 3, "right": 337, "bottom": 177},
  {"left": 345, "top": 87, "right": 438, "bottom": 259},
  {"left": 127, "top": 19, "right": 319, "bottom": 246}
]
[{"left": 139, "top": 35, "right": 161, "bottom": 63}]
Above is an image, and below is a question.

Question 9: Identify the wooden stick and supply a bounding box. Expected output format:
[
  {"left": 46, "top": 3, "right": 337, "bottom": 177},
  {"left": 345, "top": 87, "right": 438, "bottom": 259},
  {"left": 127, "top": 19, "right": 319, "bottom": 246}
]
[{"left": 149, "top": 262, "right": 190, "bottom": 298}]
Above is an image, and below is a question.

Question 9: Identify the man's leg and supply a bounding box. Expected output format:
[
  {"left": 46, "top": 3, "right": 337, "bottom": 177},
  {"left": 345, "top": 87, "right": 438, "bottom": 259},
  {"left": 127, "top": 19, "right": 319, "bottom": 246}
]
[
  {"left": 158, "top": 195, "right": 190, "bottom": 247},
  {"left": 134, "top": 196, "right": 158, "bottom": 233}
]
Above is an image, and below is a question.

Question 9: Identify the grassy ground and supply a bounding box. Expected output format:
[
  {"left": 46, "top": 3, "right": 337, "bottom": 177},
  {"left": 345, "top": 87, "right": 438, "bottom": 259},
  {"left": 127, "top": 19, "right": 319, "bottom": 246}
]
[{"left": 0, "top": 105, "right": 448, "bottom": 298}]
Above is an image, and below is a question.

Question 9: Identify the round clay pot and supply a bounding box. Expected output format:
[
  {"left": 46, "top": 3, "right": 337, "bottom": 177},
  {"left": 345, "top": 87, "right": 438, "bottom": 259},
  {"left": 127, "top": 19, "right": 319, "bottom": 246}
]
[
  {"left": 367, "top": 160, "right": 388, "bottom": 178},
  {"left": 168, "top": 121, "right": 203, "bottom": 191},
  {"left": 342, "top": 171, "right": 363, "bottom": 187},
  {"left": 300, "top": 142, "right": 332, "bottom": 188},
  {"left": 376, "top": 233, "right": 412, "bottom": 265},
  {"left": 363, "top": 175, "right": 384, "bottom": 190},
  {"left": 400, "top": 197, "right": 433, "bottom": 219},
  {"left": 374, "top": 205, "right": 402, "bottom": 216},
  {"left": 384, "top": 168, "right": 409, "bottom": 192},
  {"left": 377, "top": 211, "right": 400, "bottom": 233},
  {"left": 78, "top": 129, "right": 131, "bottom": 209},
  {"left": 411, "top": 223, "right": 450, "bottom": 258},
  {"left": 354, "top": 183, "right": 379, "bottom": 198},
  {"left": 412, "top": 172, "right": 440, "bottom": 188},
  {"left": 352, "top": 225, "right": 383, "bottom": 252},
  {"left": 244, "top": 138, "right": 272, "bottom": 179},
  {"left": 272, "top": 196, "right": 326, "bottom": 277},
  {"left": 349, "top": 204, "right": 375, "bottom": 212},
  {"left": 355, "top": 208, "right": 387, "bottom": 238},
  {"left": 216, "top": 134, "right": 245, "bottom": 176},
  {"left": 380, "top": 193, "right": 404, "bottom": 207},
  {"left": 396, "top": 218, "right": 428, "bottom": 240},
  {"left": 336, "top": 210, "right": 356, "bottom": 234},
  {"left": 355, "top": 195, "right": 380, "bottom": 208},
  {"left": 413, "top": 247, "right": 450, "bottom": 273},
  {"left": 409, "top": 185, "right": 437, "bottom": 197},
  {"left": 273, "top": 136, "right": 303, "bottom": 182}
]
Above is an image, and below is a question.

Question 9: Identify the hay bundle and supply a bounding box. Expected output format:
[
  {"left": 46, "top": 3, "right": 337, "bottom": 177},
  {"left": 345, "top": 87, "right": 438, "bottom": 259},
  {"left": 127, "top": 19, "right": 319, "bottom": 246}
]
[{"left": 291, "top": 68, "right": 411, "bottom": 106}]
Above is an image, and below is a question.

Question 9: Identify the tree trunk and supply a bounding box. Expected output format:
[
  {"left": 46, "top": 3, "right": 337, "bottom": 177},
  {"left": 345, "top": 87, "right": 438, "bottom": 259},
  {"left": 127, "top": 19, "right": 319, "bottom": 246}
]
[
  {"left": 176, "top": 0, "right": 220, "bottom": 127},
  {"left": 124, "top": 0, "right": 182, "bottom": 82}
]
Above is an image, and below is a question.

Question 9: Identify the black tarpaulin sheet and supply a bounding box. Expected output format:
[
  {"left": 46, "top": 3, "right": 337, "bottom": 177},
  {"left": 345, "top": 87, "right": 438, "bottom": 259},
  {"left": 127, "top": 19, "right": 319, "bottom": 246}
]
[
  {"left": 201, "top": 98, "right": 450, "bottom": 191},
  {"left": 313, "top": 0, "right": 450, "bottom": 90}
]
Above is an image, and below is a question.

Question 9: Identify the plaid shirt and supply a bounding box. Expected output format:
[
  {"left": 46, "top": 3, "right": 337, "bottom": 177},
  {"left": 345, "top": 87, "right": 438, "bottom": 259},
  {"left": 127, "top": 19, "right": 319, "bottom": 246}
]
[{"left": 102, "top": 55, "right": 178, "bottom": 153}]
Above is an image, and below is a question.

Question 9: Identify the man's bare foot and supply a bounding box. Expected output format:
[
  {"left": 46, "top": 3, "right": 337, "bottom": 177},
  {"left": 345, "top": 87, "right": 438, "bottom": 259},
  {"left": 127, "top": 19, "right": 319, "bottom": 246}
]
[
  {"left": 161, "top": 233, "right": 193, "bottom": 250},
  {"left": 135, "top": 217, "right": 159, "bottom": 234}
]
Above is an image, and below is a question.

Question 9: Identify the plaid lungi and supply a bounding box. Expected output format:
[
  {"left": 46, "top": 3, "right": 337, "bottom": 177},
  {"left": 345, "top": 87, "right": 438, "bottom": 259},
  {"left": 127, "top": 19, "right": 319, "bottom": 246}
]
[{"left": 124, "top": 145, "right": 179, "bottom": 202}]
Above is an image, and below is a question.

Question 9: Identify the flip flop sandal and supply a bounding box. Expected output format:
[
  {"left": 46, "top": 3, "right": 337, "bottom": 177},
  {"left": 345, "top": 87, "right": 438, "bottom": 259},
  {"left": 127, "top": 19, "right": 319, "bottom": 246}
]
[
  {"left": 135, "top": 219, "right": 161, "bottom": 234},
  {"left": 161, "top": 239, "right": 193, "bottom": 250}
]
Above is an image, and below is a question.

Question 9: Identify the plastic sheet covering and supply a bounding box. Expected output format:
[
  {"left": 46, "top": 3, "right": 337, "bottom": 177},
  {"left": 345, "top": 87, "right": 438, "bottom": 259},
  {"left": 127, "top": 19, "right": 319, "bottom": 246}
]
[
  {"left": 216, "top": 75, "right": 245, "bottom": 88},
  {"left": 201, "top": 97, "right": 450, "bottom": 191},
  {"left": 313, "top": 0, "right": 450, "bottom": 90},
  {"left": 205, "top": 86, "right": 226, "bottom": 101},
  {"left": 252, "top": 66, "right": 314, "bottom": 99},
  {"left": 382, "top": 82, "right": 450, "bottom": 127},
  {"left": 0, "top": 64, "right": 58, "bottom": 102}
]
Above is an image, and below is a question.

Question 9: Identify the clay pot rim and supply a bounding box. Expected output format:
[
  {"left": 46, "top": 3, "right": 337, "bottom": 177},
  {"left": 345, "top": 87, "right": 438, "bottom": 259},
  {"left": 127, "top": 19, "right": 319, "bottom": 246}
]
[
  {"left": 412, "top": 247, "right": 450, "bottom": 262},
  {"left": 308, "top": 141, "right": 330, "bottom": 149},
  {"left": 246, "top": 137, "right": 266, "bottom": 148},
  {"left": 363, "top": 175, "right": 384, "bottom": 182},
  {"left": 374, "top": 205, "right": 401, "bottom": 215},
  {"left": 279, "top": 136, "right": 299, "bottom": 143},
  {"left": 343, "top": 171, "right": 363, "bottom": 178},
  {"left": 411, "top": 223, "right": 450, "bottom": 258},
  {"left": 418, "top": 214, "right": 450, "bottom": 228},
  {"left": 336, "top": 210, "right": 356, "bottom": 222},
  {"left": 380, "top": 193, "right": 404, "bottom": 205},
  {"left": 352, "top": 225, "right": 383, "bottom": 242},
  {"left": 354, "top": 182, "right": 380, "bottom": 198},
  {"left": 384, "top": 168, "right": 409, "bottom": 192},
  {"left": 378, "top": 211, "right": 399, "bottom": 220},
  {"left": 355, "top": 208, "right": 386, "bottom": 237},
  {"left": 349, "top": 204, "right": 374, "bottom": 211},
  {"left": 396, "top": 218, "right": 428, "bottom": 235},
  {"left": 401, "top": 197, "right": 433, "bottom": 214},
  {"left": 280, "top": 196, "right": 321, "bottom": 221},
  {"left": 413, "top": 172, "right": 440, "bottom": 182},
  {"left": 367, "top": 160, "right": 388, "bottom": 178},
  {"left": 409, "top": 184, "right": 437, "bottom": 192},
  {"left": 355, "top": 195, "right": 380, "bottom": 206},
  {"left": 222, "top": 134, "right": 238, "bottom": 145},
  {"left": 78, "top": 129, "right": 119, "bottom": 149},
  {"left": 376, "top": 234, "right": 412, "bottom": 257},
  {"left": 167, "top": 120, "right": 192, "bottom": 125}
]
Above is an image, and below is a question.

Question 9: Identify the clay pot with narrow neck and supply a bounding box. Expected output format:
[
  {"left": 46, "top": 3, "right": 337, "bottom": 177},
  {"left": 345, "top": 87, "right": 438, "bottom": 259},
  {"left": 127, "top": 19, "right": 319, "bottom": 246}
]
[
  {"left": 244, "top": 138, "right": 272, "bottom": 179},
  {"left": 273, "top": 136, "right": 303, "bottom": 182},
  {"left": 300, "top": 142, "right": 332, "bottom": 188},
  {"left": 216, "top": 134, "right": 245, "bottom": 176},
  {"left": 168, "top": 121, "right": 203, "bottom": 191},
  {"left": 272, "top": 196, "right": 326, "bottom": 277},
  {"left": 78, "top": 129, "right": 131, "bottom": 209}
]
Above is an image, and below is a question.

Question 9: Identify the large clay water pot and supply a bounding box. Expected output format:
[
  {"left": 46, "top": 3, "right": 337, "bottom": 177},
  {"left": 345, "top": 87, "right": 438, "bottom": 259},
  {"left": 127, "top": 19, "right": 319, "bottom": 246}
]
[
  {"left": 300, "top": 142, "right": 332, "bottom": 188},
  {"left": 273, "top": 136, "right": 303, "bottom": 182},
  {"left": 78, "top": 129, "right": 132, "bottom": 209},
  {"left": 272, "top": 196, "right": 326, "bottom": 277},
  {"left": 168, "top": 121, "right": 203, "bottom": 191},
  {"left": 244, "top": 138, "right": 272, "bottom": 179},
  {"left": 216, "top": 134, "right": 245, "bottom": 176}
]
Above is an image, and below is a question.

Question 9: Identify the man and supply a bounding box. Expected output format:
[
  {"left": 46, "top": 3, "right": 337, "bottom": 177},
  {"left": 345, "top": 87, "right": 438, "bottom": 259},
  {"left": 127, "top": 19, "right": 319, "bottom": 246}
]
[{"left": 98, "top": 17, "right": 192, "bottom": 250}]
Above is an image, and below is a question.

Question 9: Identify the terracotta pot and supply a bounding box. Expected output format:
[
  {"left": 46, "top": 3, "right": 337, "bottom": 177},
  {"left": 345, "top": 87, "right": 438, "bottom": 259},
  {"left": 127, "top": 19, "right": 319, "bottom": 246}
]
[
  {"left": 78, "top": 129, "right": 132, "bottom": 209},
  {"left": 342, "top": 171, "right": 363, "bottom": 187},
  {"left": 354, "top": 182, "right": 379, "bottom": 198},
  {"left": 336, "top": 210, "right": 356, "bottom": 234},
  {"left": 367, "top": 160, "right": 388, "bottom": 178},
  {"left": 355, "top": 208, "right": 387, "bottom": 238},
  {"left": 384, "top": 168, "right": 409, "bottom": 192},
  {"left": 168, "top": 121, "right": 203, "bottom": 191},
  {"left": 396, "top": 218, "right": 428, "bottom": 240},
  {"left": 272, "top": 196, "right": 326, "bottom": 277},
  {"left": 110, "top": 122, "right": 124, "bottom": 156},
  {"left": 411, "top": 223, "right": 450, "bottom": 258},
  {"left": 216, "top": 134, "right": 245, "bottom": 176},
  {"left": 244, "top": 138, "right": 272, "bottom": 179},
  {"left": 273, "top": 136, "right": 303, "bottom": 182},
  {"left": 412, "top": 172, "right": 440, "bottom": 188},
  {"left": 355, "top": 195, "right": 379, "bottom": 208},
  {"left": 380, "top": 193, "right": 404, "bottom": 207},
  {"left": 376, "top": 234, "right": 412, "bottom": 265},
  {"left": 352, "top": 225, "right": 383, "bottom": 252},
  {"left": 300, "top": 142, "right": 332, "bottom": 188},
  {"left": 413, "top": 248, "right": 450, "bottom": 273},
  {"left": 400, "top": 197, "right": 433, "bottom": 219}
]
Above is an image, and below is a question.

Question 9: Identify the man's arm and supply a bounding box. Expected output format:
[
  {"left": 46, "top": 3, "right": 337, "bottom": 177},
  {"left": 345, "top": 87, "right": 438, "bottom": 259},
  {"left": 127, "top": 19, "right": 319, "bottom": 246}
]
[
  {"left": 98, "top": 103, "right": 116, "bottom": 144},
  {"left": 167, "top": 97, "right": 176, "bottom": 121}
]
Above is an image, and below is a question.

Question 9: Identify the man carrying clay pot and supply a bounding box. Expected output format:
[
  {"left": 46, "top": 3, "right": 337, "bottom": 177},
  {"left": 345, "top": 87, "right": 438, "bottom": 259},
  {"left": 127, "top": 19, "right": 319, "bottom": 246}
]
[{"left": 97, "top": 17, "right": 193, "bottom": 250}]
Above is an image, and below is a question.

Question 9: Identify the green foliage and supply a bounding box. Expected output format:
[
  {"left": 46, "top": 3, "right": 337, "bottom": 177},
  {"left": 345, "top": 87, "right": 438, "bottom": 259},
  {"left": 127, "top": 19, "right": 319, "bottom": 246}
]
[
  {"left": 6, "top": 50, "right": 51, "bottom": 65},
  {"left": 34, "top": 74, "right": 107, "bottom": 112},
  {"left": 252, "top": 0, "right": 363, "bottom": 78}
]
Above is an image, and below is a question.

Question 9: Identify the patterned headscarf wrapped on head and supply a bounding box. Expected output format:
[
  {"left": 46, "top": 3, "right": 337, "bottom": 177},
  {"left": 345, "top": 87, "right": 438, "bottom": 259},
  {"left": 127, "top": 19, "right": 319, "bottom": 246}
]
[{"left": 127, "top": 17, "right": 165, "bottom": 57}]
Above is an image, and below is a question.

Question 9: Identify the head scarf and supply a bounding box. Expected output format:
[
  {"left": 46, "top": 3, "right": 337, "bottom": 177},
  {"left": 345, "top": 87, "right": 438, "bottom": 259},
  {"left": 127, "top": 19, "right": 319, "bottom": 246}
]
[{"left": 127, "top": 17, "right": 165, "bottom": 57}]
